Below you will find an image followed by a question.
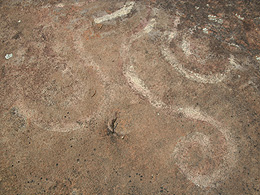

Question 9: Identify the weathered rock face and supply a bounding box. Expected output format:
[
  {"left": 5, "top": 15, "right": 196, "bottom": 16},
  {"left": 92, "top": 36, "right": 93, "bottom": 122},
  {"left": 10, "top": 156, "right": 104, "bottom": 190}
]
[{"left": 1, "top": 0, "right": 260, "bottom": 194}]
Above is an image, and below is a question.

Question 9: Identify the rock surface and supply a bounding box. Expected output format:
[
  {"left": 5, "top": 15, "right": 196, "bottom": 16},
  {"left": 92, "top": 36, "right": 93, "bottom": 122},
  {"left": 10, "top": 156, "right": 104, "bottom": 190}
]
[{"left": 1, "top": 0, "right": 260, "bottom": 194}]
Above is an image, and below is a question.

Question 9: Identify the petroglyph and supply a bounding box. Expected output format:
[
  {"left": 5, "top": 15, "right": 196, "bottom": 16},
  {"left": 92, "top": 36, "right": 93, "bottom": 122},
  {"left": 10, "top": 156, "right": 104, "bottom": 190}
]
[
  {"left": 162, "top": 47, "right": 227, "bottom": 84},
  {"left": 13, "top": 7, "right": 110, "bottom": 132},
  {"left": 20, "top": 61, "right": 107, "bottom": 133},
  {"left": 21, "top": 0, "right": 152, "bottom": 132},
  {"left": 161, "top": 29, "right": 242, "bottom": 84},
  {"left": 121, "top": 41, "right": 165, "bottom": 109},
  {"left": 174, "top": 107, "right": 237, "bottom": 187},
  {"left": 121, "top": 17, "right": 237, "bottom": 188},
  {"left": 2, "top": 1, "right": 259, "bottom": 194},
  {"left": 172, "top": 131, "right": 234, "bottom": 188}
]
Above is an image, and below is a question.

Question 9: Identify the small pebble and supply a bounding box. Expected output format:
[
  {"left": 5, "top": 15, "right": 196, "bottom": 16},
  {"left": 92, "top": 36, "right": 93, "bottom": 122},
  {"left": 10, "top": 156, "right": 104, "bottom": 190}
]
[
  {"left": 235, "top": 13, "right": 245, "bottom": 20},
  {"left": 203, "top": 28, "right": 209, "bottom": 34},
  {"left": 56, "top": 3, "right": 65, "bottom": 8},
  {"left": 5, "top": 53, "right": 13, "bottom": 60}
]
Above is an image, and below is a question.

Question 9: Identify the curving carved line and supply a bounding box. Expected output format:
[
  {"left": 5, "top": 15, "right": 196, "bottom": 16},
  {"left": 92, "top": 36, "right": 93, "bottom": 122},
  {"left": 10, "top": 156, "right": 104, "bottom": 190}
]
[
  {"left": 15, "top": 10, "right": 111, "bottom": 133},
  {"left": 174, "top": 107, "right": 237, "bottom": 187},
  {"left": 161, "top": 29, "right": 241, "bottom": 84},
  {"left": 16, "top": 61, "right": 108, "bottom": 133},
  {"left": 94, "top": 1, "right": 135, "bottom": 24},
  {"left": 121, "top": 17, "right": 237, "bottom": 188}
]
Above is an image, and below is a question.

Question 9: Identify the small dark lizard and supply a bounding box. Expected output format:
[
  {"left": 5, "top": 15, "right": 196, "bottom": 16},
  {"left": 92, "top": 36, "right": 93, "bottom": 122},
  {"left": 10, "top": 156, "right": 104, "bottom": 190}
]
[{"left": 107, "top": 113, "right": 118, "bottom": 135}]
